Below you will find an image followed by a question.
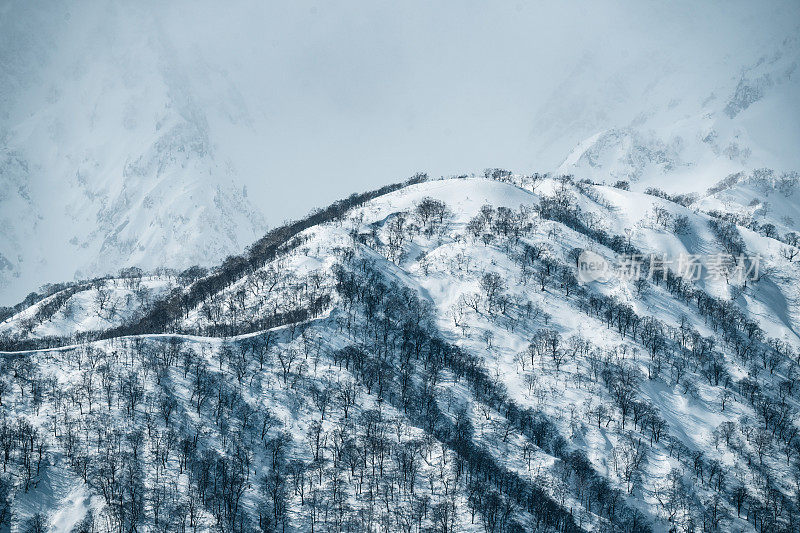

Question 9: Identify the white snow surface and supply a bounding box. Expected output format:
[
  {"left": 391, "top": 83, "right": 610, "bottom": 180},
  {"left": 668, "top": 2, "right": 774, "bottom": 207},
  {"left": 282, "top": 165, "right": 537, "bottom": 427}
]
[{"left": 1, "top": 176, "right": 798, "bottom": 531}]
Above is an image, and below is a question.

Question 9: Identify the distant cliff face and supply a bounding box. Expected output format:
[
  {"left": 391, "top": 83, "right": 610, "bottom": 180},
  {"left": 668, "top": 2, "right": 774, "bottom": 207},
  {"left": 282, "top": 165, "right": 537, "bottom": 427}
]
[
  {"left": 0, "top": 3, "right": 267, "bottom": 305},
  {"left": 552, "top": 35, "right": 800, "bottom": 196}
]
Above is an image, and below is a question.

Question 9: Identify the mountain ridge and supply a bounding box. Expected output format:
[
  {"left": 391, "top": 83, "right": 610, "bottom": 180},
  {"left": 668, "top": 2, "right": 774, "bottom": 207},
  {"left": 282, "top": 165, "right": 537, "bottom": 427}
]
[{"left": 0, "top": 174, "right": 798, "bottom": 531}]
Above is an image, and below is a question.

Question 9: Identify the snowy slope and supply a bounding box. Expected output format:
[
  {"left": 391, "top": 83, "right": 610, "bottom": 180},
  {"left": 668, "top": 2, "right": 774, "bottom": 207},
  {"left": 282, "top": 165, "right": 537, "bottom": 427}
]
[{"left": 1, "top": 175, "right": 798, "bottom": 531}]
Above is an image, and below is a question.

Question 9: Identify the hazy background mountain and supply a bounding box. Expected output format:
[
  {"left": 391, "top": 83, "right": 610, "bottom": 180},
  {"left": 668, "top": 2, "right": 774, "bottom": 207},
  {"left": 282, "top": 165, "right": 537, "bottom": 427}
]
[
  {"left": 553, "top": 33, "right": 800, "bottom": 193},
  {"left": 1, "top": 0, "right": 798, "bottom": 305}
]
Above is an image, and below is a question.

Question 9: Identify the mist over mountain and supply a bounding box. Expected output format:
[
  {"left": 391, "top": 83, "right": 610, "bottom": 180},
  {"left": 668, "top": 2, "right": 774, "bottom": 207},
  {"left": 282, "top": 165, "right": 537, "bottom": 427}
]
[
  {"left": 0, "top": 2, "right": 268, "bottom": 305},
  {"left": 1, "top": 1, "right": 798, "bottom": 305},
  {"left": 554, "top": 34, "right": 800, "bottom": 193}
]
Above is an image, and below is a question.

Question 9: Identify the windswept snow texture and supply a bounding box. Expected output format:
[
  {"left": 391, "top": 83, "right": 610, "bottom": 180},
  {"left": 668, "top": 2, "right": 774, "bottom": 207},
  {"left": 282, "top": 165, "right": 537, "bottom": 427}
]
[{"left": 0, "top": 176, "right": 799, "bottom": 532}]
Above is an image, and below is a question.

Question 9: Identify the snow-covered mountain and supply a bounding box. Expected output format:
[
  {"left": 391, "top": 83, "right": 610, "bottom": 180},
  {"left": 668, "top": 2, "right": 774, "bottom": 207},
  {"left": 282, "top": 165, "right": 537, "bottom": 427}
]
[
  {"left": 0, "top": 2, "right": 267, "bottom": 306},
  {"left": 541, "top": 25, "right": 800, "bottom": 259},
  {"left": 0, "top": 174, "right": 798, "bottom": 531},
  {"left": 1, "top": 3, "right": 798, "bottom": 527},
  {"left": 551, "top": 32, "right": 800, "bottom": 198}
]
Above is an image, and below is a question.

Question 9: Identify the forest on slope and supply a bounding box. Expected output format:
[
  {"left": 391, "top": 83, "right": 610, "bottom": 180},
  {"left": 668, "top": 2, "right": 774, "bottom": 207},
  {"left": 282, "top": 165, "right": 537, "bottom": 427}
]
[{"left": 0, "top": 172, "right": 799, "bottom": 532}]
